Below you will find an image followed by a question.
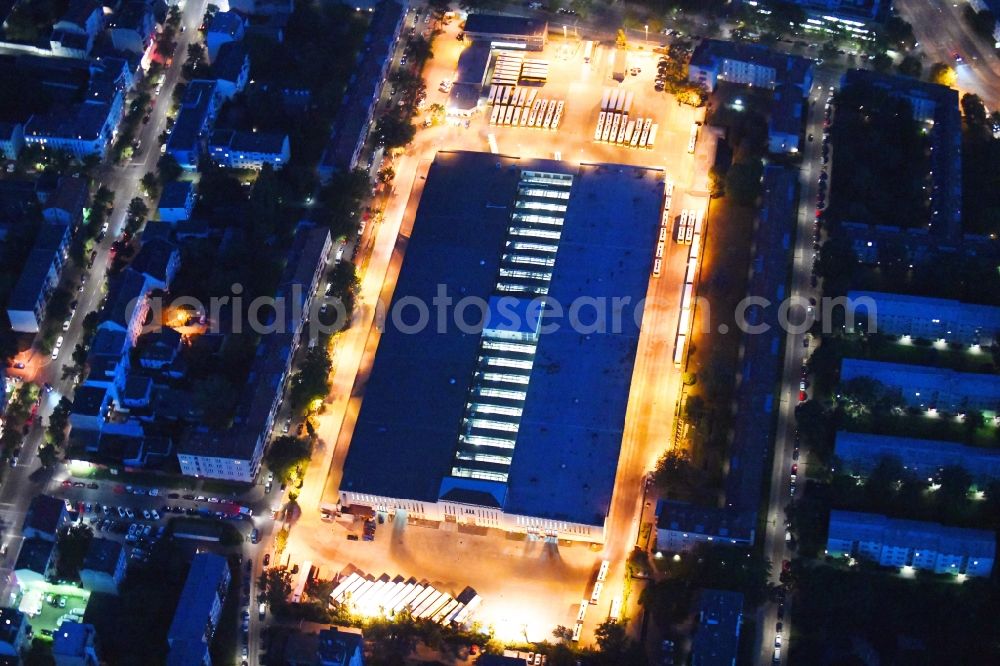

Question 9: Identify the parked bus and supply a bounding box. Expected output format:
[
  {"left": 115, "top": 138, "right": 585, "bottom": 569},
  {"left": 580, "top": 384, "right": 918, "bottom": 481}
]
[
  {"left": 677, "top": 209, "right": 689, "bottom": 243},
  {"left": 597, "top": 560, "right": 610, "bottom": 581},
  {"left": 583, "top": 40, "right": 594, "bottom": 63},
  {"left": 688, "top": 122, "right": 699, "bottom": 153},
  {"left": 590, "top": 581, "right": 604, "bottom": 605},
  {"left": 646, "top": 123, "right": 658, "bottom": 149},
  {"left": 623, "top": 120, "right": 636, "bottom": 146},
  {"left": 601, "top": 88, "right": 611, "bottom": 111},
  {"left": 653, "top": 257, "right": 662, "bottom": 278},
  {"left": 595, "top": 111, "right": 606, "bottom": 141},
  {"left": 609, "top": 596, "right": 622, "bottom": 622},
  {"left": 487, "top": 85, "right": 498, "bottom": 105},
  {"left": 623, "top": 90, "right": 634, "bottom": 114},
  {"left": 616, "top": 116, "right": 629, "bottom": 144}
]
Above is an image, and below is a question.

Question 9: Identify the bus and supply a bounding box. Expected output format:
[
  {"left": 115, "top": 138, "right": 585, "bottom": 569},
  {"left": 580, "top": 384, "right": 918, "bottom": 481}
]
[
  {"left": 590, "top": 581, "right": 604, "bottom": 605},
  {"left": 601, "top": 88, "right": 611, "bottom": 111},
  {"left": 487, "top": 85, "right": 498, "bottom": 105},
  {"left": 646, "top": 123, "right": 658, "bottom": 149},
  {"left": 609, "top": 596, "right": 622, "bottom": 622},
  {"left": 595, "top": 111, "right": 606, "bottom": 141},
  {"left": 640, "top": 118, "right": 652, "bottom": 148},
  {"left": 688, "top": 122, "right": 699, "bottom": 154},
  {"left": 528, "top": 100, "right": 541, "bottom": 127},
  {"left": 653, "top": 257, "right": 662, "bottom": 278},
  {"left": 583, "top": 40, "right": 594, "bottom": 64},
  {"left": 674, "top": 333, "right": 685, "bottom": 366},
  {"left": 490, "top": 105, "right": 501, "bottom": 124},
  {"left": 512, "top": 107, "right": 522, "bottom": 126},
  {"left": 608, "top": 113, "right": 621, "bottom": 143},
  {"left": 623, "top": 120, "right": 636, "bottom": 146},
  {"left": 597, "top": 559, "right": 610, "bottom": 581},
  {"left": 572, "top": 623, "right": 583, "bottom": 641},
  {"left": 577, "top": 600, "right": 589, "bottom": 622},
  {"left": 623, "top": 90, "right": 634, "bottom": 114},
  {"left": 536, "top": 100, "right": 548, "bottom": 127},
  {"left": 543, "top": 101, "right": 555, "bottom": 128},
  {"left": 616, "top": 116, "right": 629, "bottom": 144}
]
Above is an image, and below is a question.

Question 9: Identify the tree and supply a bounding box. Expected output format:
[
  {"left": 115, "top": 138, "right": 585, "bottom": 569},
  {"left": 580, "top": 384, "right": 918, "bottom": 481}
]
[
  {"left": 552, "top": 625, "right": 573, "bottom": 642},
  {"left": 929, "top": 62, "right": 957, "bottom": 88},
  {"left": 156, "top": 154, "right": 182, "bottom": 183},
  {"left": 127, "top": 197, "right": 149, "bottom": 221},
  {"left": 375, "top": 112, "right": 416, "bottom": 149},
  {"left": 872, "top": 52, "right": 893, "bottom": 73},
  {"left": 38, "top": 445, "right": 58, "bottom": 468},
  {"left": 652, "top": 448, "right": 695, "bottom": 494},
  {"left": 881, "top": 15, "right": 916, "bottom": 51},
  {"left": 140, "top": 172, "right": 160, "bottom": 198},
  {"left": 289, "top": 347, "right": 332, "bottom": 410},
  {"left": 898, "top": 55, "right": 922, "bottom": 78},
  {"left": 258, "top": 567, "right": 292, "bottom": 612},
  {"left": 937, "top": 465, "right": 972, "bottom": 510},
  {"left": 594, "top": 619, "right": 628, "bottom": 660},
  {"left": 46, "top": 397, "right": 73, "bottom": 448},
  {"left": 264, "top": 436, "right": 312, "bottom": 484},
  {"left": 94, "top": 186, "right": 115, "bottom": 209},
  {"left": 708, "top": 165, "right": 726, "bottom": 198},
  {"left": 725, "top": 160, "right": 763, "bottom": 206},
  {"left": 274, "top": 526, "right": 289, "bottom": 557},
  {"left": 405, "top": 36, "right": 433, "bottom": 62},
  {"left": 56, "top": 524, "right": 94, "bottom": 579}
]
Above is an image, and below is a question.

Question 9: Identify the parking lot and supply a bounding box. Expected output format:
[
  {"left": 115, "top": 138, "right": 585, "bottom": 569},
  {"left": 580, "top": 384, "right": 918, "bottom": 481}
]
[
  {"left": 16, "top": 580, "right": 90, "bottom": 640},
  {"left": 420, "top": 21, "right": 705, "bottom": 176}
]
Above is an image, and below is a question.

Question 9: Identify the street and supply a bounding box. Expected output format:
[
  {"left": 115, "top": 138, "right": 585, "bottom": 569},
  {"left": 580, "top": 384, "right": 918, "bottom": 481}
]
[
  {"left": 897, "top": 0, "right": 1000, "bottom": 106},
  {"left": 754, "top": 64, "right": 841, "bottom": 665}
]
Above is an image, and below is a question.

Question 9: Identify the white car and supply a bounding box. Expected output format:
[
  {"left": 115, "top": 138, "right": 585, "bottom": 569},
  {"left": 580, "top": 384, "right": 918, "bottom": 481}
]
[
  {"left": 51, "top": 347, "right": 60, "bottom": 360},
  {"left": 62, "top": 319, "right": 71, "bottom": 331},
  {"left": 55, "top": 335, "right": 64, "bottom": 349}
]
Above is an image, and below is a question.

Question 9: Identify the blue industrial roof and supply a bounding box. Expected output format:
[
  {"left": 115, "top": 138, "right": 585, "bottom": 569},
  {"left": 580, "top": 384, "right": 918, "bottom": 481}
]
[
  {"left": 340, "top": 153, "right": 514, "bottom": 503},
  {"left": 502, "top": 160, "right": 663, "bottom": 526},
  {"left": 341, "top": 151, "right": 664, "bottom": 526}
]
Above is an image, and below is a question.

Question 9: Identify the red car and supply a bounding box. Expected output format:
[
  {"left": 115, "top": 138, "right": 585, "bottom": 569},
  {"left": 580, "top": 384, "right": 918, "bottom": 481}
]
[
  {"left": 798, "top": 390, "right": 807, "bottom": 402},
  {"left": 791, "top": 464, "right": 798, "bottom": 476}
]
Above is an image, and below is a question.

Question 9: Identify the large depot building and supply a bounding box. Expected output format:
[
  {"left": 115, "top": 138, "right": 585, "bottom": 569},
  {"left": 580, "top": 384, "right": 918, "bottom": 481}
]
[{"left": 332, "top": 151, "right": 664, "bottom": 543}]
